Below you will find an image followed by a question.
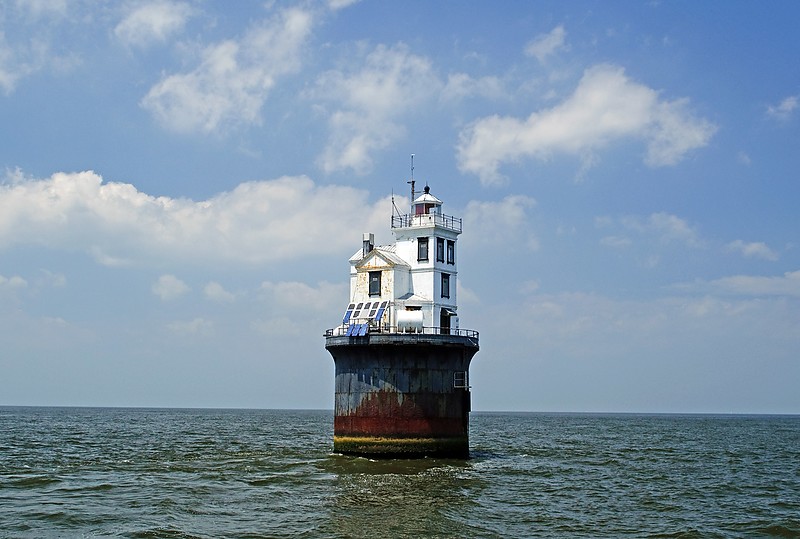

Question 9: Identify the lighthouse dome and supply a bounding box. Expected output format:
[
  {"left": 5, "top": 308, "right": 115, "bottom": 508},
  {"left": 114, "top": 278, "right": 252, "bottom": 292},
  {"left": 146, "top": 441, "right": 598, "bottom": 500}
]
[{"left": 412, "top": 185, "right": 442, "bottom": 215}]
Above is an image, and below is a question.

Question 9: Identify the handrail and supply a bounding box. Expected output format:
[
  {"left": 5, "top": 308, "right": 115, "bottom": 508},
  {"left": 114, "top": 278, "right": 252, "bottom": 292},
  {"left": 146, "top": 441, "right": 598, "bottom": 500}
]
[
  {"left": 325, "top": 325, "right": 479, "bottom": 339},
  {"left": 391, "top": 213, "right": 462, "bottom": 232}
]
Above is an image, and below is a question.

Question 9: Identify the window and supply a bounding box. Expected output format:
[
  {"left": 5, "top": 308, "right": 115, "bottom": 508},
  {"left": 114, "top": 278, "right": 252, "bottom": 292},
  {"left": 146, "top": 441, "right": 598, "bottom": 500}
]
[
  {"left": 441, "top": 273, "right": 450, "bottom": 298},
  {"left": 417, "top": 237, "right": 428, "bottom": 261},
  {"left": 368, "top": 271, "right": 381, "bottom": 296},
  {"left": 447, "top": 240, "right": 455, "bottom": 264},
  {"left": 436, "top": 237, "right": 445, "bottom": 262}
]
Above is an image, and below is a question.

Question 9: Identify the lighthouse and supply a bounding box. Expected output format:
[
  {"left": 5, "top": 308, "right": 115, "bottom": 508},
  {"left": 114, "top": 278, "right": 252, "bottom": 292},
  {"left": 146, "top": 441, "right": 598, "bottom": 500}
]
[{"left": 324, "top": 183, "right": 480, "bottom": 458}]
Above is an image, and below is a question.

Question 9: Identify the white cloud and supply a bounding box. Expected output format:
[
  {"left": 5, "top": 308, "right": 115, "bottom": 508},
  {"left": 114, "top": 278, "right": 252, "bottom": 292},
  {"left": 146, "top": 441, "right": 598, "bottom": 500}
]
[
  {"left": 251, "top": 316, "right": 302, "bottom": 337},
  {"left": 737, "top": 151, "right": 752, "bottom": 165},
  {"left": 643, "top": 212, "right": 702, "bottom": 247},
  {"left": 709, "top": 270, "right": 800, "bottom": 297},
  {"left": 204, "top": 281, "right": 235, "bottom": 302},
  {"left": 0, "top": 170, "right": 389, "bottom": 267},
  {"left": 327, "top": 0, "right": 362, "bottom": 10},
  {"left": 14, "top": 0, "right": 69, "bottom": 19},
  {"left": 626, "top": 212, "right": 701, "bottom": 247},
  {"left": 767, "top": 95, "right": 798, "bottom": 121},
  {"left": 599, "top": 212, "right": 702, "bottom": 251},
  {"left": 141, "top": 7, "right": 313, "bottom": 133},
  {"left": 167, "top": 317, "right": 213, "bottom": 335},
  {"left": 0, "top": 31, "right": 35, "bottom": 95},
  {"left": 463, "top": 195, "right": 539, "bottom": 250},
  {"left": 457, "top": 64, "right": 717, "bottom": 185},
  {"left": 152, "top": 274, "right": 190, "bottom": 300},
  {"left": 726, "top": 240, "right": 779, "bottom": 261},
  {"left": 457, "top": 281, "right": 480, "bottom": 304},
  {"left": 600, "top": 235, "right": 631, "bottom": 249},
  {"left": 0, "top": 274, "right": 28, "bottom": 290},
  {"left": 312, "top": 43, "right": 441, "bottom": 175},
  {"left": 254, "top": 280, "right": 347, "bottom": 335},
  {"left": 115, "top": 1, "right": 193, "bottom": 48},
  {"left": 441, "top": 72, "right": 506, "bottom": 102},
  {"left": 524, "top": 25, "right": 567, "bottom": 63},
  {"left": 37, "top": 270, "right": 66, "bottom": 288},
  {"left": 259, "top": 280, "right": 345, "bottom": 311}
]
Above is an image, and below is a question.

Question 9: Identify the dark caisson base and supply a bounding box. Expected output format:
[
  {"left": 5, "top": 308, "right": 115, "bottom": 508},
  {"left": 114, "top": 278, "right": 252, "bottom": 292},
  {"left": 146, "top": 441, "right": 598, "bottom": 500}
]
[{"left": 326, "top": 332, "right": 479, "bottom": 459}]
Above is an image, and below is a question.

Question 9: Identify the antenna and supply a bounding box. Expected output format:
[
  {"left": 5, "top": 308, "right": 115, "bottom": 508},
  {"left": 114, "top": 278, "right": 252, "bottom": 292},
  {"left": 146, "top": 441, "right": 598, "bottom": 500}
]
[{"left": 407, "top": 154, "right": 415, "bottom": 203}]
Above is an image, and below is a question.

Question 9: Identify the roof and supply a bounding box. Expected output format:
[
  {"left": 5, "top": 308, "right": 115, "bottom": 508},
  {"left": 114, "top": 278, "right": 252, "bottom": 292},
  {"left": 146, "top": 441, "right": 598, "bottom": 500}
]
[
  {"left": 395, "top": 292, "right": 430, "bottom": 303},
  {"left": 350, "top": 245, "right": 409, "bottom": 268},
  {"left": 413, "top": 191, "right": 442, "bottom": 206}
]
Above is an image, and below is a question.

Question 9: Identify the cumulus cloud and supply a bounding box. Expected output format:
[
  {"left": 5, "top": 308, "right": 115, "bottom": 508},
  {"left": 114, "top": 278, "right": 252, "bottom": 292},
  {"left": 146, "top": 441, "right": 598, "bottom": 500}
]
[
  {"left": 254, "top": 280, "right": 347, "bottom": 335},
  {"left": 600, "top": 235, "right": 632, "bottom": 249},
  {"left": 0, "top": 274, "right": 28, "bottom": 290},
  {"left": 766, "top": 95, "right": 798, "bottom": 121},
  {"left": 204, "top": 281, "right": 235, "bottom": 302},
  {"left": 524, "top": 25, "right": 567, "bottom": 63},
  {"left": 167, "top": 317, "right": 213, "bottom": 335},
  {"left": 259, "top": 280, "right": 345, "bottom": 311},
  {"left": 141, "top": 7, "right": 313, "bottom": 133},
  {"left": 14, "top": 0, "right": 69, "bottom": 19},
  {"left": 598, "top": 212, "right": 702, "bottom": 251},
  {"left": 462, "top": 194, "right": 539, "bottom": 250},
  {"left": 709, "top": 270, "right": 800, "bottom": 298},
  {"left": 114, "top": 1, "right": 193, "bottom": 48},
  {"left": 726, "top": 240, "right": 779, "bottom": 261},
  {"left": 622, "top": 212, "right": 702, "bottom": 248},
  {"left": 312, "top": 43, "right": 441, "bottom": 175},
  {"left": 152, "top": 274, "right": 190, "bottom": 300},
  {"left": 441, "top": 72, "right": 506, "bottom": 102},
  {"left": 0, "top": 31, "right": 37, "bottom": 95},
  {"left": 457, "top": 64, "right": 717, "bottom": 185},
  {"left": 0, "top": 170, "right": 389, "bottom": 267},
  {"left": 327, "top": 0, "right": 362, "bottom": 9}
]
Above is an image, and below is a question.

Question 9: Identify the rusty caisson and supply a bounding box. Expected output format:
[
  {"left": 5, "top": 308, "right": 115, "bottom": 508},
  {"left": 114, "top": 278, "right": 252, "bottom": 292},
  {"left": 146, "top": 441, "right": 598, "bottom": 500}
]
[{"left": 326, "top": 332, "right": 479, "bottom": 457}]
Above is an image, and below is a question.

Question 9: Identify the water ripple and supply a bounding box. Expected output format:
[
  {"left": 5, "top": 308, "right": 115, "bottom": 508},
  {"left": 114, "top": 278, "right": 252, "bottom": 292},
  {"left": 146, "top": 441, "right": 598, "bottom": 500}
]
[{"left": 1, "top": 408, "right": 798, "bottom": 538}]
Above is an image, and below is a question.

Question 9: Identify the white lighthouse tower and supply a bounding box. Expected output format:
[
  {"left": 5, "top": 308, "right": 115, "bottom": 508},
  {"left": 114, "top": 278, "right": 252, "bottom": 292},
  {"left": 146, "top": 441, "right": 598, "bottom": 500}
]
[
  {"left": 325, "top": 180, "right": 479, "bottom": 458},
  {"left": 337, "top": 184, "right": 462, "bottom": 336}
]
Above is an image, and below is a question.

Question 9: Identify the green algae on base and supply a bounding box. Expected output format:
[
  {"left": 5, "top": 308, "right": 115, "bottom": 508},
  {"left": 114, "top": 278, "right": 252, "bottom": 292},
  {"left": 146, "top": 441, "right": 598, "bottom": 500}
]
[{"left": 333, "top": 435, "right": 469, "bottom": 458}]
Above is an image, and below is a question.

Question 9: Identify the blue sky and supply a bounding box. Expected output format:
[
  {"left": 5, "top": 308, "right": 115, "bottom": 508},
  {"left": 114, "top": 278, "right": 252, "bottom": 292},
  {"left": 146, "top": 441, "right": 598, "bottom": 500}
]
[{"left": 1, "top": 0, "right": 798, "bottom": 413}]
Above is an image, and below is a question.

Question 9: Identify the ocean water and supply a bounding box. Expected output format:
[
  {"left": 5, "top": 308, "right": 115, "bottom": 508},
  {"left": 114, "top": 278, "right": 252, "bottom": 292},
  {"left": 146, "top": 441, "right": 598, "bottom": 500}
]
[{"left": 1, "top": 408, "right": 798, "bottom": 538}]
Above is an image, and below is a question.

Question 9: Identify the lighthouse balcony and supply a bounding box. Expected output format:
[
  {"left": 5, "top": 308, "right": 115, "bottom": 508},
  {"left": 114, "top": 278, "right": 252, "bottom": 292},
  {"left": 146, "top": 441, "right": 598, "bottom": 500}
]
[
  {"left": 391, "top": 212, "right": 462, "bottom": 233},
  {"left": 324, "top": 324, "right": 479, "bottom": 341}
]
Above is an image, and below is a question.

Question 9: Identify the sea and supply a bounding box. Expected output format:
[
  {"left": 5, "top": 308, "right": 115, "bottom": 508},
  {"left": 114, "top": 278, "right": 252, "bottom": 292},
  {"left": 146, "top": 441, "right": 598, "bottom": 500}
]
[{"left": 1, "top": 408, "right": 798, "bottom": 538}]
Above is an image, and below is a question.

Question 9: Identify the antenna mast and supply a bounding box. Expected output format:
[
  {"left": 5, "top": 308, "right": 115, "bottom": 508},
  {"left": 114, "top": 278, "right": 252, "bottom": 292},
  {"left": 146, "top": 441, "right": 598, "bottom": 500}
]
[{"left": 407, "top": 154, "right": 415, "bottom": 204}]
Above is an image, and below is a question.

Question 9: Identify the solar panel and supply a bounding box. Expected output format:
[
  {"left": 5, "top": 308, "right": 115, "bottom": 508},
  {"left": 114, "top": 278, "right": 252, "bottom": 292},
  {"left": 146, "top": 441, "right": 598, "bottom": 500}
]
[
  {"left": 345, "top": 324, "right": 356, "bottom": 336},
  {"left": 375, "top": 301, "right": 388, "bottom": 322},
  {"left": 342, "top": 310, "right": 353, "bottom": 324},
  {"left": 357, "top": 323, "right": 368, "bottom": 336}
]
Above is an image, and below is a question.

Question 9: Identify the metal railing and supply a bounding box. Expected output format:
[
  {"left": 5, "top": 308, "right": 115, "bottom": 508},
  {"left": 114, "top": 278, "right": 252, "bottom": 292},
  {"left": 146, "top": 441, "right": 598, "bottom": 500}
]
[
  {"left": 391, "top": 213, "right": 462, "bottom": 232},
  {"left": 325, "top": 325, "right": 478, "bottom": 339}
]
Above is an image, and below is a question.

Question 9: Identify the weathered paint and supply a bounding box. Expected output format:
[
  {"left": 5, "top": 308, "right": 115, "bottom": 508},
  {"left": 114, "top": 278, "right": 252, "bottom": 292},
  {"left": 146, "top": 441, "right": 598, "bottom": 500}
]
[{"left": 326, "top": 332, "right": 479, "bottom": 458}]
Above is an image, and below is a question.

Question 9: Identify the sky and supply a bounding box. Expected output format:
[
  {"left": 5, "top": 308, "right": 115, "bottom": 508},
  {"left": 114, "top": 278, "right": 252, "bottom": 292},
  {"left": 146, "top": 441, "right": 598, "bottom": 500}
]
[{"left": 1, "top": 0, "right": 798, "bottom": 413}]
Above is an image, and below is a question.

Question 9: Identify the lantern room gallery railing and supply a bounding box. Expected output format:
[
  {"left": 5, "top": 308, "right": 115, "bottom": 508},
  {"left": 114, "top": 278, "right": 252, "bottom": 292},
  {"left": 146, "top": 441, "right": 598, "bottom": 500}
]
[{"left": 391, "top": 213, "right": 462, "bottom": 232}]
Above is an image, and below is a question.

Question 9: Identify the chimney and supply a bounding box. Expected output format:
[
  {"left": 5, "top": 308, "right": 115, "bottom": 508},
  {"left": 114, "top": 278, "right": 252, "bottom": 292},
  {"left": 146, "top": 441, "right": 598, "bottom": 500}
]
[{"left": 362, "top": 232, "right": 374, "bottom": 257}]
